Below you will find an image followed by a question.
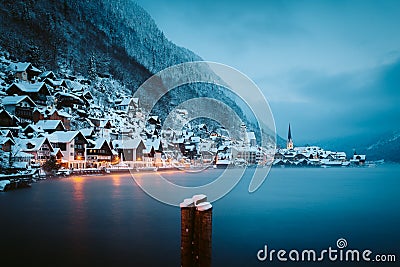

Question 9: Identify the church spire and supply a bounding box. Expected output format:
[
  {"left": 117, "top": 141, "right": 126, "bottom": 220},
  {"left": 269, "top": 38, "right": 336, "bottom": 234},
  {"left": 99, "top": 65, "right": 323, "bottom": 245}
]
[{"left": 287, "top": 123, "right": 294, "bottom": 150}]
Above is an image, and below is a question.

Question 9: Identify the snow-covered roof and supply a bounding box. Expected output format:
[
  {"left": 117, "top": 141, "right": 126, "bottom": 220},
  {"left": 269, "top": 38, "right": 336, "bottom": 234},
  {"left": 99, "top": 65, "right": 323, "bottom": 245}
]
[
  {"left": 0, "top": 129, "right": 13, "bottom": 138},
  {"left": 247, "top": 132, "right": 256, "bottom": 140},
  {"left": 80, "top": 128, "right": 95, "bottom": 137},
  {"left": 0, "top": 109, "right": 15, "bottom": 120},
  {"left": 353, "top": 154, "right": 366, "bottom": 160},
  {"left": 65, "top": 80, "right": 84, "bottom": 91},
  {"left": 55, "top": 92, "right": 83, "bottom": 102},
  {"left": 15, "top": 137, "right": 53, "bottom": 152},
  {"left": 47, "top": 131, "right": 87, "bottom": 143},
  {"left": 8, "top": 82, "right": 49, "bottom": 93},
  {"left": 112, "top": 138, "right": 143, "bottom": 149},
  {"left": 51, "top": 147, "right": 62, "bottom": 156},
  {"left": 13, "top": 162, "right": 29, "bottom": 169},
  {"left": 119, "top": 98, "right": 132, "bottom": 106},
  {"left": 13, "top": 150, "right": 34, "bottom": 158},
  {"left": 198, "top": 142, "right": 212, "bottom": 151},
  {"left": 39, "top": 71, "right": 56, "bottom": 79},
  {"left": 0, "top": 136, "right": 15, "bottom": 145},
  {"left": 8, "top": 62, "right": 31, "bottom": 72},
  {"left": 35, "top": 120, "right": 65, "bottom": 131},
  {"left": 92, "top": 138, "right": 109, "bottom": 150},
  {"left": 1, "top": 95, "right": 36, "bottom": 106},
  {"left": 145, "top": 138, "right": 161, "bottom": 151},
  {"left": 23, "top": 124, "right": 44, "bottom": 134},
  {"left": 51, "top": 109, "right": 72, "bottom": 118},
  {"left": 191, "top": 136, "right": 201, "bottom": 143}
]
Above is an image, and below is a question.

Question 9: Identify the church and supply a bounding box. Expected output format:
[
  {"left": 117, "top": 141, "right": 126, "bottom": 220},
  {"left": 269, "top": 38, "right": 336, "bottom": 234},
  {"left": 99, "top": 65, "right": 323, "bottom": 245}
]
[{"left": 287, "top": 123, "right": 294, "bottom": 150}]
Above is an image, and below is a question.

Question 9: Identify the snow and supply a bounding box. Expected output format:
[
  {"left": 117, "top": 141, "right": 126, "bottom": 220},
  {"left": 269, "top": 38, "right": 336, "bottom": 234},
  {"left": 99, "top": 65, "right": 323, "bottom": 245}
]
[
  {"left": 0, "top": 136, "right": 14, "bottom": 145},
  {"left": 112, "top": 138, "right": 143, "bottom": 149},
  {"left": 47, "top": 131, "right": 83, "bottom": 143},
  {"left": 9, "top": 82, "right": 49, "bottom": 93},
  {"left": 14, "top": 137, "right": 52, "bottom": 152},
  {"left": 1, "top": 95, "right": 36, "bottom": 106},
  {"left": 0, "top": 180, "right": 10, "bottom": 191},
  {"left": 8, "top": 62, "right": 31, "bottom": 72},
  {"left": 92, "top": 138, "right": 109, "bottom": 149},
  {"left": 196, "top": 202, "right": 212, "bottom": 212},
  {"left": 35, "top": 120, "right": 65, "bottom": 130}
]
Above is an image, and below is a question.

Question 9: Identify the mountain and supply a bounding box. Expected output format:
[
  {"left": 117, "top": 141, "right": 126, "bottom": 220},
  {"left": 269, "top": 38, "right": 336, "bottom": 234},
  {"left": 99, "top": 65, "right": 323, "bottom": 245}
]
[
  {"left": 364, "top": 131, "right": 400, "bottom": 162},
  {"left": 0, "top": 0, "right": 279, "bottom": 145},
  {"left": 315, "top": 131, "right": 400, "bottom": 163},
  {"left": 0, "top": 0, "right": 201, "bottom": 89}
]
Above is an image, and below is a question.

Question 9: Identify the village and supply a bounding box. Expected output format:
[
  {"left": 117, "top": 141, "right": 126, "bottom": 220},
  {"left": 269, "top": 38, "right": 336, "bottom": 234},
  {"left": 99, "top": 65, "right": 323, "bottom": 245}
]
[
  {"left": 272, "top": 124, "right": 367, "bottom": 167},
  {"left": 0, "top": 51, "right": 273, "bottom": 182},
  {"left": 0, "top": 50, "right": 368, "bottom": 190}
]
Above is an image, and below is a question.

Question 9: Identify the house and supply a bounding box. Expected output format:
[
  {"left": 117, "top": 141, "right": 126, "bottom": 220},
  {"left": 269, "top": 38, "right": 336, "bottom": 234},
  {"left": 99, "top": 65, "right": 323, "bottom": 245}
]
[
  {"left": 351, "top": 153, "right": 366, "bottom": 165},
  {"left": 47, "top": 131, "right": 88, "bottom": 169},
  {"left": 75, "top": 91, "right": 94, "bottom": 103},
  {"left": 6, "top": 82, "right": 52, "bottom": 105},
  {"left": 0, "top": 136, "right": 15, "bottom": 152},
  {"left": 274, "top": 151, "right": 284, "bottom": 160},
  {"left": 144, "top": 137, "right": 163, "bottom": 166},
  {"left": 35, "top": 120, "right": 66, "bottom": 133},
  {"left": 54, "top": 92, "right": 89, "bottom": 110},
  {"left": 43, "top": 78, "right": 68, "bottom": 92},
  {"left": 51, "top": 148, "right": 64, "bottom": 165},
  {"left": 65, "top": 80, "right": 84, "bottom": 93},
  {"left": 89, "top": 118, "right": 113, "bottom": 134},
  {"left": 22, "top": 124, "right": 45, "bottom": 137},
  {"left": 148, "top": 116, "right": 161, "bottom": 127},
  {"left": 32, "top": 108, "right": 72, "bottom": 130},
  {"left": 247, "top": 132, "right": 257, "bottom": 147},
  {"left": 112, "top": 138, "right": 145, "bottom": 168},
  {"left": 39, "top": 71, "right": 57, "bottom": 80},
  {"left": 8, "top": 62, "right": 41, "bottom": 82},
  {"left": 114, "top": 97, "right": 138, "bottom": 115},
  {"left": 0, "top": 130, "right": 15, "bottom": 141},
  {"left": 80, "top": 128, "right": 96, "bottom": 139},
  {"left": 233, "top": 146, "right": 258, "bottom": 164},
  {"left": 198, "top": 141, "right": 215, "bottom": 163},
  {"left": 0, "top": 109, "right": 19, "bottom": 128},
  {"left": 1, "top": 95, "right": 37, "bottom": 122},
  {"left": 14, "top": 137, "right": 54, "bottom": 165},
  {"left": 12, "top": 151, "right": 34, "bottom": 169},
  {"left": 86, "top": 138, "right": 114, "bottom": 168}
]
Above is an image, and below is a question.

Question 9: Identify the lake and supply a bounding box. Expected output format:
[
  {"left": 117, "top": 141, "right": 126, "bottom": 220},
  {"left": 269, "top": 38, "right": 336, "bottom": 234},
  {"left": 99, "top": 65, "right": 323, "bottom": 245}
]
[{"left": 1, "top": 165, "right": 399, "bottom": 266}]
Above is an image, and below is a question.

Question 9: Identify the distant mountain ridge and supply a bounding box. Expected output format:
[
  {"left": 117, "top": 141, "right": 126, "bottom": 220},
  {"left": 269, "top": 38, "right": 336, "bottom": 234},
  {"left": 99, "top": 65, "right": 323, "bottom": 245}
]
[
  {"left": 314, "top": 131, "right": 400, "bottom": 163},
  {"left": 364, "top": 131, "right": 400, "bottom": 162}
]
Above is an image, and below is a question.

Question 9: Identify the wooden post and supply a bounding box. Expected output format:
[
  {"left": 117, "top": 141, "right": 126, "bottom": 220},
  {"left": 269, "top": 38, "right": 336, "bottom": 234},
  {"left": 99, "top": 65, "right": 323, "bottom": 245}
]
[
  {"left": 180, "top": 195, "right": 212, "bottom": 267},
  {"left": 180, "top": 198, "right": 195, "bottom": 267},
  {"left": 193, "top": 202, "right": 212, "bottom": 267}
]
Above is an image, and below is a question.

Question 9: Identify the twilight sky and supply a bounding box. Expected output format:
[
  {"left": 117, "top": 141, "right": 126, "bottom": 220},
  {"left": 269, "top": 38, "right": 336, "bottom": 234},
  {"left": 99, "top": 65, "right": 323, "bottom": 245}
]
[{"left": 135, "top": 0, "right": 400, "bottom": 143}]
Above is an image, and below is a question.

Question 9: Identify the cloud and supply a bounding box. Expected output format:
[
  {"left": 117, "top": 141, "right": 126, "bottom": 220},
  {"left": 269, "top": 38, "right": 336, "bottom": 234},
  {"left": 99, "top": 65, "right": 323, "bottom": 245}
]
[
  {"left": 135, "top": 0, "right": 400, "bottom": 143},
  {"left": 268, "top": 58, "right": 400, "bottom": 142}
]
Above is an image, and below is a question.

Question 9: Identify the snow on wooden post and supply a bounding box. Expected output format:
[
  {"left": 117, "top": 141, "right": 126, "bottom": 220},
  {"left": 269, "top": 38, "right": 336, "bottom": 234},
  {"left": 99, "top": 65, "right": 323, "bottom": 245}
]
[{"left": 180, "top": 195, "right": 212, "bottom": 267}]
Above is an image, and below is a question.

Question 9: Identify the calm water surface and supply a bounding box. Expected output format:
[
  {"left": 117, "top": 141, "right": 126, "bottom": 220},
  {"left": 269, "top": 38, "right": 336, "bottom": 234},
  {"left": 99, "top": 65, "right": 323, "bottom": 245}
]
[{"left": 1, "top": 165, "right": 399, "bottom": 266}]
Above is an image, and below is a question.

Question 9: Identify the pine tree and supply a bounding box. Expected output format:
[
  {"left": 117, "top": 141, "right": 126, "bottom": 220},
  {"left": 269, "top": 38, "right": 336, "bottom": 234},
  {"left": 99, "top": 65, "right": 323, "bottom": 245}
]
[
  {"left": 88, "top": 54, "right": 97, "bottom": 80},
  {"left": 42, "top": 156, "right": 60, "bottom": 173}
]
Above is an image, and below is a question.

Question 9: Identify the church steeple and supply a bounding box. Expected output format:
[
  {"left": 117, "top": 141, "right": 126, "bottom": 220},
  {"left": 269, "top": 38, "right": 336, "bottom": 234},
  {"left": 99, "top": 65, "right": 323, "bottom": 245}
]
[{"left": 287, "top": 123, "right": 294, "bottom": 150}]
